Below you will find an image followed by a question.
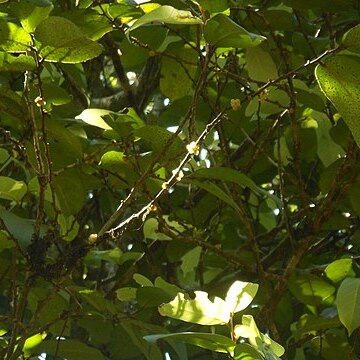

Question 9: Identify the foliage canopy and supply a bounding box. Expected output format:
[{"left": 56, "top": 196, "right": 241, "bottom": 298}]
[{"left": 0, "top": 0, "right": 360, "bottom": 359}]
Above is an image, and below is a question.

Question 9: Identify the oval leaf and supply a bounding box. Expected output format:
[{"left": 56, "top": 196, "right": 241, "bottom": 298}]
[
  {"left": 336, "top": 277, "right": 360, "bottom": 336},
  {"left": 35, "top": 16, "right": 103, "bottom": 63},
  {"left": 0, "top": 176, "right": 27, "bottom": 202},
  {"left": 204, "top": 14, "right": 266, "bottom": 48},
  {"left": 129, "top": 5, "right": 202, "bottom": 33},
  {"left": 315, "top": 54, "right": 360, "bottom": 148},
  {"left": 225, "top": 281, "right": 259, "bottom": 314}
]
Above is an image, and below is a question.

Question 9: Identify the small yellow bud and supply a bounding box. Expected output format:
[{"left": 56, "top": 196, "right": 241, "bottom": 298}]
[
  {"left": 186, "top": 141, "right": 200, "bottom": 156},
  {"left": 162, "top": 182, "right": 170, "bottom": 190},
  {"left": 230, "top": 98, "right": 241, "bottom": 111},
  {"left": 88, "top": 233, "right": 98, "bottom": 244},
  {"left": 149, "top": 204, "right": 158, "bottom": 212}
]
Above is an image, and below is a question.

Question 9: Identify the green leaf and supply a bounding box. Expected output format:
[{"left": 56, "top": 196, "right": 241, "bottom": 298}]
[
  {"left": 204, "top": 14, "right": 266, "bottom": 48},
  {"left": 224, "top": 281, "right": 259, "bottom": 314},
  {"left": 336, "top": 277, "right": 360, "bottom": 336},
  {"left": 0, "top": 176, "right": 27, "bottom": 202},
  {"left": 235, "top": 315, "right": 284, "bottom": 358},
  {"left": 116, "top": 287, "right": 137, "bottom": 301},
  {"left": 342, "top": 24, "right": 360, "bottom": 53},
  {"left": 188, "top": 167, "right": 282, "bottom": 207},
  {"left": 0, "top": 231, "right": 15, "bottom": 253},
  {"left": 309, "top": 111, "right": 345, "bottom": 167},
  {"left": 246, "top": 46, "right": 278, "bottom": 82},
  {"left": 85, "top": 248, "right": 123, "bottom": 265},
  {"left": 18, "top": 0, "right": 53, "bottom": 33},
  {"left": 34, "top": 16, "right": 103, "bottom": 63},
  {"left": 133, "top": 273, "right": 153, "bottom": 287},
  {"left": 143, "top": 218, "right": 172, "bottom": 241},
  {"left": 160, "top": 46, "right": 197, "bottom": 100},
  {"left": 183, "top": 178, "right": 241, "bottom": 212},
  {"left": 288, "top": 275, "right": 336, "bottom": 307},
  {"left": 180, "top": 246, "right": 202, "bottom": 275},
  {"left": 53, "top": 169, "right": 86, "bottom": 216},
  {"left": 23, "top": 333, "right": 45, "bottom": 356},
  {"left": 0, "top": 20, "right": 32, "bottom": 52},
  {"left": 63, "top": 9, "right": 113, "bottom": 41},
  {"left": 295, "top": 314, "right": 341, "bottom": 338},
  {"left": 144, "top": 332, "right": 236, "bottom": 354},
  {"left": 75, "top": 108, "right": 113, "bottom": 130},
  {"left": 135, "top": 125, "right": 184, "bottom": 166},
  {"left": 35, "top": 339, "right": 104, "bottom": 360},
  {"left": 137, "top": 286, "right": 172, "bottom": 307},
  {"left": 234, "top": 344, "right": 263, "bottom": 360},
  {"left": 325, "top": 259, "right": 354, "bottom": 283},
  {"left": 158, "top": 291, "right": 230, "bottom": 325},
  {"left": 128, "top": 5, "right": 202, "bottom": 33},
  {"left": 315, "top": 54, "right": 360, "bottom": 148},
  {"left": 0, "top": 208, "right": 45, "bottom": 248},
  {"left": 197, "top": 0, "right": 229, "bottom": 13},
  {"left": 78, "top": 289, "right": 116, "bottom": 314},
  {"left": 0, "top": 53, "right": 36, "bottom": 71}
]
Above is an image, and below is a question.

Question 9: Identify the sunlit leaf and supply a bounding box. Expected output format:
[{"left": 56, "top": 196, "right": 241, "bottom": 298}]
[
  {"left": 224, "top": 281, "right": 259, "bottom": 314},
  {"left": 159, "top": 291, "right": 230, "bottom": 325}
]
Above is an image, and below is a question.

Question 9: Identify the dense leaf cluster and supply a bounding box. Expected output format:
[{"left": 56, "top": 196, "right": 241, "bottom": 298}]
[{"left": 0, "top": 0, "right": 360, "bottom": 359}]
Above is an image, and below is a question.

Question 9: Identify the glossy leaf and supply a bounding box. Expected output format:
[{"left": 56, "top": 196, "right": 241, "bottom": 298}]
[
  {"left": 204, "top": 14, "right": 266, "bottom": 48},
  {"left": 315, "top": 54, "right": 360, "bottom": 147},
  {"left": 336, "top": 277, "right": 360, "bottom": 335}
]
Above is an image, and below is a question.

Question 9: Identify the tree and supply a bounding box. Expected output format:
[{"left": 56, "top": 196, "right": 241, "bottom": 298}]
[{"left": 0, "top": 0, "right": 360, "bottom": 358}]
